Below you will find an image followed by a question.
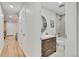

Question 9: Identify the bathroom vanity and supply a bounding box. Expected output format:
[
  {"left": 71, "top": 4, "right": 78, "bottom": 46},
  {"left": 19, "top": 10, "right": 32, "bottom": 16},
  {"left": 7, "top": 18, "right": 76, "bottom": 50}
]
[{"left": 41, "top": 35, "right": 56, "bottom": 57}]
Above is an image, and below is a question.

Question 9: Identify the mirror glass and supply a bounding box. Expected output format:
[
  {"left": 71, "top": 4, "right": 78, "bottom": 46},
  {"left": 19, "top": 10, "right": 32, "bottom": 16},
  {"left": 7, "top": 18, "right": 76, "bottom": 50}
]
[{"left": 41, "top": 16, "right": 47, "bottom": 33}]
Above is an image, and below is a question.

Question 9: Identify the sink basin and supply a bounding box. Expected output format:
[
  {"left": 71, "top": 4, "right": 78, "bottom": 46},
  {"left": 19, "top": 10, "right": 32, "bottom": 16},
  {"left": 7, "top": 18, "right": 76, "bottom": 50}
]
[{"left": 41, "top": 35, "right": 56, "bottom": 40}]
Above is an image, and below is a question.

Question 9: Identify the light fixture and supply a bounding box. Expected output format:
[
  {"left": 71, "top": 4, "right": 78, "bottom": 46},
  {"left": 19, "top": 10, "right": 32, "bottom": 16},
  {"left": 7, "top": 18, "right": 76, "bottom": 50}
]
[
  {"left": 26, "top": 9, "right": 30, "bottom": 13},
  {"left": 9, "top": 15, "right": 12, "bottom": 18},
  {"left": 58, "top": 2, "right": 63, "bottom": 4},
  {"left": 9, "top": 5, "right": 14, "bottom": 8},
  {"left": 58, "top": 2, "right": 64, "bottom": 7}
]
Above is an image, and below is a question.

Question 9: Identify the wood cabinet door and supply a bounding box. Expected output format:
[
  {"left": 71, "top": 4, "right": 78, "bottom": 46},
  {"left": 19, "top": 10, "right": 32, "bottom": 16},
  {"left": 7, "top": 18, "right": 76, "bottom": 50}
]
[{"left": 42, "top": 37, "right": 56, "bottom": 57}]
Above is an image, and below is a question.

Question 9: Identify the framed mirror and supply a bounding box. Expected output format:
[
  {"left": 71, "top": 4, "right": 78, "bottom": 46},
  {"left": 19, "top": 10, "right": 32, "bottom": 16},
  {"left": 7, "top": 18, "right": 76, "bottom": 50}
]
[
  {"left": 50, "top": 20, "right": 54, "bottom": 28},
  {"left": 41, "top": 16, "right": 47, "bottom": 33}
]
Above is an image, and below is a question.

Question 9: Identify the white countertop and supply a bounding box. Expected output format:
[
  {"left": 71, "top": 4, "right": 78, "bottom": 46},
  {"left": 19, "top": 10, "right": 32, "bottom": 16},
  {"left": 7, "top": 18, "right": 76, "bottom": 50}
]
[{"left": 41, "top": 35, "right": 56, "bottom": 40}]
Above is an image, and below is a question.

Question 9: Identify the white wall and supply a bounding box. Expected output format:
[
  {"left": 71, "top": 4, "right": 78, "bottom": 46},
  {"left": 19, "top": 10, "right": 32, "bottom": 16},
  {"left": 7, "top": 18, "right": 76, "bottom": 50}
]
[
  {"left": 18, "top": 3, "right": 41, "bottom": 57},
  {"left": 41, "top": 8, "right": 56, "bottom": 36},
  {"left": 65, "top": 2, "right": 77, "bottom": 56},
  {"left": 0, "top": 5, "right": 4, "bottom": 54},
  {"left": 60, "top": 16, "right": 65, "bottom": 37},
  {"left": 77, "top": 2, "right": 79, "bottom": 56},
  {"left": 56, "top": 15, "right": 65, "bottom": 37},
  {"left": 6, "top": 22, "right": 17, "bottom": 35}
]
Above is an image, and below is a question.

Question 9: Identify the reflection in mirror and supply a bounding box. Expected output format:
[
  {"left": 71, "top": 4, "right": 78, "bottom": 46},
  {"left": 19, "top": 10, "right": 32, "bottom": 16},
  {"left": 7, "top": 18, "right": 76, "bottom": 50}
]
[{"left": 41, "top": 16, "right": 47, "bottom": 33}]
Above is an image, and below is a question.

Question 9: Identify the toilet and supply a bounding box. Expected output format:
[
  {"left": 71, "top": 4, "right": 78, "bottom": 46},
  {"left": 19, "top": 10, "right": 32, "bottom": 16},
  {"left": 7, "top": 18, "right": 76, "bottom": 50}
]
[{"left": 56, "top": 37, "right": 65, "bottom": 47}]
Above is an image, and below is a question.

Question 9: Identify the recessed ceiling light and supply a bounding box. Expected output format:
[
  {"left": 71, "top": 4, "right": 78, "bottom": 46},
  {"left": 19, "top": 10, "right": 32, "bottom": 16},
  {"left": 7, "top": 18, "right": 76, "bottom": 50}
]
[
  {"left": 26, "top": 9, "right": 30, "bottom": 13},
  {"left": 9, "top": 16, "right": 12, "bottom": 18},
  {"left": 9, "top": 5, "right": 14, "bottom": 8},
  {"left": 58, "top": 2, "right": 64, "bottom": 7},
  {"left": 58, "top": 2, "right": 63, "bottom": 4}
]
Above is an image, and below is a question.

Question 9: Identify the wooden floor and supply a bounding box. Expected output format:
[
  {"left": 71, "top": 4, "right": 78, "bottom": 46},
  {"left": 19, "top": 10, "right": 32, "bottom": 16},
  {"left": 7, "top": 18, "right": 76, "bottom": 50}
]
[{"left": 0, "top": 35, "right": 26, "bottom": 57}]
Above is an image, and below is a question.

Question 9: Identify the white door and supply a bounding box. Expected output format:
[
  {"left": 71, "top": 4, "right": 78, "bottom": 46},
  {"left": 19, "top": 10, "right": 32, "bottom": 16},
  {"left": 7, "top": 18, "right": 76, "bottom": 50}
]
[{"left": 65, "top": 2, "right": 77, "bottom": 56}]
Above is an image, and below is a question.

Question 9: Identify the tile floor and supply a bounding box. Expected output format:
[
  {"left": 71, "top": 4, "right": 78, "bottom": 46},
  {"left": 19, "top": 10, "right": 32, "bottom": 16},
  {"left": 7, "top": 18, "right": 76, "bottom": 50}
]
[{"left": 49, "top": 45, "right": 65, "bottom": 57}]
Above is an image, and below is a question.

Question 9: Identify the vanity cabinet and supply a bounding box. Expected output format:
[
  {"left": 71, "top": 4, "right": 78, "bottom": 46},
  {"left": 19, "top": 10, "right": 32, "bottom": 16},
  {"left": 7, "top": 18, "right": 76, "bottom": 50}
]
[{"left": 41, "top": 37, "right": 56, "bottom": 57}]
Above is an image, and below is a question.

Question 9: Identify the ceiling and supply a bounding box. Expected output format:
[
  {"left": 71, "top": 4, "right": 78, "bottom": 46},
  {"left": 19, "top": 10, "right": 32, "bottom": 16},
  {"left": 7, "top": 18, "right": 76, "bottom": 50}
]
[
  {"left": 0, "top": 2, "right": 24, "bottom": 21},
  {"left": 1, "top": 2, "right": 23, "bottom": 15},
  {"left": 41, "top": 2, "right": 65, "bottom": 15},
  {"left": 0, "top": 2, "right": 65, "bottom": 17}
]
